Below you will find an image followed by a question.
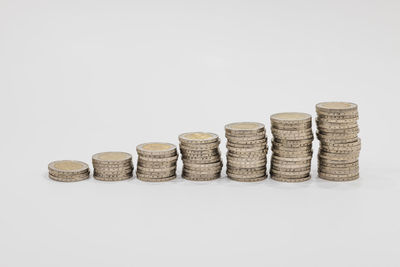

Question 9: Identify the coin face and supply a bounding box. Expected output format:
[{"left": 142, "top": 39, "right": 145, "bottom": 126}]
[
  {"left": 144, "top": 143, "right": 173, "bottom": 151},
  {"left": 225, "top": 122, "right": 264, "bottom": 131},
  {"left": 182, "top": 132, "right": 215, "bottom": 140},
  {"left": 316, "top": 102, "right": 357, "bottom": 112},
  {"left": 93, "top": 152, "right": 132, "bottom": 161},
  {"left": 50, "top": 160, "right": 88, "bottom": 172},
  {"left": 270, "top": 112, "right": 311, "bottom": 123}
]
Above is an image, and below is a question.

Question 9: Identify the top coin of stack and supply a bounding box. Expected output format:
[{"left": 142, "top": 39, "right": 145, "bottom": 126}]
[
  {"left": 136, "top": 142, "right": 178, "bottom": 182},
  {"left": 316, "top": 102, "right": 361, "bottom": 181},
  {"left": 225, "top": 122, "right": 268, "bottom": 182},
  {"left": 270, "top": 112, "right": 313, "bottom": 182},
  {"left": 92, "top": 152, "right": 133, "bottom": 181},
  {"left": 48, "top": 160, "right": 90, "bottom": 182},
  {"left": 179, "top": 132, "right": 223, "bottom": 181}
]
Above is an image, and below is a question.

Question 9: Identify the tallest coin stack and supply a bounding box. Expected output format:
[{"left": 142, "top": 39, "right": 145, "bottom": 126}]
[{"left": 316, "top": 102, "right": 361, "bottom": 181}]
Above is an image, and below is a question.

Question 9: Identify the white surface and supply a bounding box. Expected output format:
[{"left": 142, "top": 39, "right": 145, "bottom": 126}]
[{"left": 1, "top": 0, "right": 399, "bottom": 266}]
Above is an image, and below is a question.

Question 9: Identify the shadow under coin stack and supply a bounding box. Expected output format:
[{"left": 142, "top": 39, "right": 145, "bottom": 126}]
[
  {"left": 136, "top": 143, "right": 178, "bottom": 182},
  {"left": 48, "top": 160, "right": 90, "bottom": 182},
  {"left": 270, "top": 113, "right": 313, "bottom": 182},
  {"left": 316, "top": 102, "right": 361, "bottom": 181},
  {"left": 179, "top": 132, "right": 223, "bottom": 181},
  {"left": 92, "top": 152, "right": 133, "bottom": 181},
  {"left": 225, "top": 122, "right": 268, "bottom": 182}
]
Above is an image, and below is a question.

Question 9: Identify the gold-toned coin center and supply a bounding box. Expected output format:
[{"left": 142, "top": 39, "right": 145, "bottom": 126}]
[
  {"left": 183, "top": 132, "right": 213, "bottom": 140},
  {"left": 54, "top": 161, "right": 85, "bottom": 171},
  {"left": 97, "top": 152, "right": 130, "bottom": 161},
  {"left": 142, "top": 143, "right": 173, "bottom": 151}
]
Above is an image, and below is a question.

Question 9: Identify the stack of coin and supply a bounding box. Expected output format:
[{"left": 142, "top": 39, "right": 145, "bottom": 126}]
[
  {"left": 92, "top": 152, "right": 133, "bottom": 181},
  {"left": 316, "top": 102, "right": 361, "bottom": 181},
  {"left": 225, "top": 122, "right": 268, "bottom": 182},
  {"left": 48, "top": 160, "right": 90, "bottom": 182},
  {"left": 136, "top": 143, "right": 178, "bottom": 182},
  {"left": 270, "top": 113, "right": 313, "bottom": 182},
  {"left": 179, "top": 132, "right": 223, "bottom": 181}
]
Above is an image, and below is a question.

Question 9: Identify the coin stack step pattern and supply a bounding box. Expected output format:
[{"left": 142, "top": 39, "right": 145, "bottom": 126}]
[
  {"left": 225, "top": 122, "right": 268, "bottom": 182},
  {"left": 92, "top": 152, "right": 133, "bottom": 181},
  {"left": 270, "top": 113, "right": 313, "bottom": 182},
  {"left": 48, "top": 160, "right": 90, "bottom": 182},
  {"left": 136, "top": 143, "right": 178, "bottom": 182},
  {"left": 316, "top": 102, "right": 361, "bottom": 181},
  {"left": 179, "top": 132, "right": 223, "bottom": 181}
]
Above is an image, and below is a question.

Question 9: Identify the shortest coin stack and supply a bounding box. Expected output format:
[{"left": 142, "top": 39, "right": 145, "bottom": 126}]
[
  {"left": 92, "top": 152, "right": 133, "bottom": 181},
  {"left": 316, "top": 102, "right": 361, "bottom": 181},
  {"left": 48, "top": 160, "right": 90, "bottom": 182},
  {"left": 136, "top": 143, "right": 178, "bottom": 182},
  {"left": 225, "top": 122, "right": 268, "bottom": 182},
  {"left": 179, "top": 132, "right": 223, "bottom": 181},
  {"left": 270, "top": 112, "right": 313, "bottom": 182}
]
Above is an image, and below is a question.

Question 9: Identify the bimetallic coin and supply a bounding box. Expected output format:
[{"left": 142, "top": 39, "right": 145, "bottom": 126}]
[
  {"left": 270, "top": 112, "right": 312, "bottom": 124},
  {"left": 92, "top": 152, "right": 132, "bottom": 163},
  {"left": 179, "top": 132, "right": 219, "bottom": 144},
  {"left": 182, "top": 172, "right": 221, "bottom": 181},
  {"left": 48, "top": 160, "right": 89, "bottom": 174},
  {"left": 270, "top": 175, "right": 311, "bottom": 183},
  {"left": 136, "top": 174, "right": 176, "bottom": 182},
  {"left": 225, "top": 122, "right": 265, "bottom": 134},
  {"left": 136, "top": 142, "right": 177, "bottom": 156}
]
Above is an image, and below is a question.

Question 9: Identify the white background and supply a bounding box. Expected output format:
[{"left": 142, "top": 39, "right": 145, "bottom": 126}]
[{"left": 1, "top": 0, "right": 399, "bottom": 266}]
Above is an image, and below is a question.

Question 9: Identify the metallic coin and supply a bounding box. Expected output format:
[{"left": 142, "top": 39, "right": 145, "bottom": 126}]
[
  {"left": 182, "top": 168, "right": 221, "bottom": 175},
  {"left": 93, "top": 161, "right": 133, "bottom": 168},
  {"left": 316, "top": 101, "right": 357, "bottom": 111},
  {"left": 182, "top": 158, "right": 221, "bottom": 164},
  {"left": 270, "top": 112, "right": 312, "bottom": 124},
  {"left": 227, "top": 174, "right": 267, "bottom": 182},
  {"left": 269, "top": 171, "right": 310, "bottom": 179},
  {"left": 138, "top": 155, "right": 178, "bottom": 162},
  {"left": 226, "top": 138, "right": 267, "bottom": 145},
  {"left": 48, "top": 169, "right": 90, "bottom": 178},
  {"left": 271, "top": 165, "right": 311, "bottom": 172},
  {"left": 318, "top": 171, "right": 359, "bottom": 181},
  {"left": 271, "top": 128, "right": 313, "bottom": 136},
  {"left": 272, "top": 138, "right": 313, "bottom": 146},
  {"left": 136, "top": 174, "right": 176, "bottom": 182},
  {"left": 270, "top": 175, "right": 311, "bottom": 183},
  {"left": 135, "top": 170, "right": 176, "bottom": 179},
  {"left": 92, "top": 152, "right": 132, "bottom": 163},
  {"left": 226, "top": 142, "right": 267, "bottom": 149},
  {"left": 136, "top": 142, "right": 177, "bottom": 157},
  {"left": 179, "top": 132, "right": 219, "bottom": 144},
  {"left": 182, "top": 171, "right": 221, "bottom": 181},
  {"left": 48, "top": 160, "right": 89, "bottom": 174},
  {"left": 272, "top": 150, "right": 313, "bottom": 158},
  {"left": 318, "top": 167, "right": 359, "bottom": 175},
  {"left": 225, "top": 122, "right": 265, "bottom": 134},
  {"left": 49, "top": 173, "right": 90, "bottom": 182},
  {"left": 316, "top": 116, "right": 359, "bottom": 123},
  {"left": 272, "top": 155, "right": 312, "bottom": 162},
  {"left": 93, "top": 173, "right": 132, "bottom": 181},
  {"left": 225, "top": 130, "right": 266, "bottom": 139},
  {"left": 137, "top": 160, "right": 176, "bottom": 168},
  {"left": 270, "top": 169, "right": 310, "bottom": 176},
  {"left": 180, "top": 142, "right": 220, "bottom": 151},
  {"left": 137, "top": 165, "right": 176, "bottom": 173}
]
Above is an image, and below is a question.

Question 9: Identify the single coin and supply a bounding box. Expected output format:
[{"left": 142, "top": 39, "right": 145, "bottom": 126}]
[
  {"left": 227, "top": 174, "right": 267, "bottom": 182},
  {"left": 318, "top": 171, "right": 359, "bottom": 181},
  {"left": 136, "top": 174, "right": 176, "bottom": 182},
  {"left": 179, "top": 132, "right": 219, "bottom": 144},
  {"left": 270, "top": 112, "right": 312, "bottom": 124},
  {"left": 182, "top": 172, "right": 221, "bottom": 181},
  {"left": 137, "top": 165, "right": 176, "bottom": 173},
  {"left": 136, "top": 142, "right": 177, "bottom": 156},
  {"left": 316, "top": 101, "right": 358, "bottom": 112},
  {"left": 270, "top": 175, "right": 311, "bottom": 183},
  {"left": 225, "top": 130, "right": 266, "bottom": 139},
  {"left": 225, "top": 122, "right": 265, "bottom": 134},
  {"left": 92, "top": 152, "right": 132, "bottom": 163},
  {"left": 135, "top": 170, "right": 176, "bottom": 179},
  {"left": 93, "top": 174, "right": 132, "bottom": 181},
  {"left": 49, "top": 173, "right": 90, "bottom": 182},
  {"left": 138, "top": 155, "right": 178, "bottom": 162}
]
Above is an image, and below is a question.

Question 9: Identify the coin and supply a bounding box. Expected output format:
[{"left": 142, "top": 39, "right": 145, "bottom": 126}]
[
  {"left": 182, "top": 171, "right": 221, "bottom": 181},
  {"left": 270, "top": 175, "right": 311, "bottom": 183},
  {"left": 136, "top": 174, "right": 176, "bottom": 182},
  {"left": 136, "top": 142, "right": 177, "bottom": 157},
  {"left": 179, "top": 132, "right": 219, "bottom": 144}
]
